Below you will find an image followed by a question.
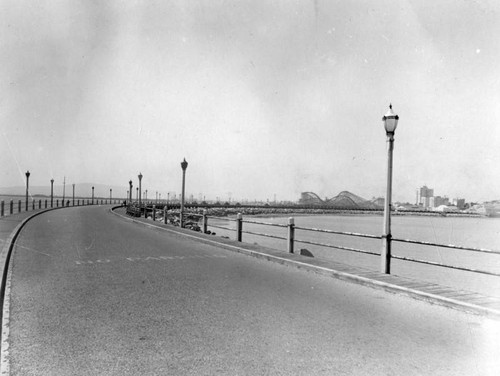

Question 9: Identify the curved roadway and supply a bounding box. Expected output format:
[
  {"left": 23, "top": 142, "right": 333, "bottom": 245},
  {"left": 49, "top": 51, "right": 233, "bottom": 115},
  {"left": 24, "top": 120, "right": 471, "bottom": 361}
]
[{"left": 4, "top": 206, "right": 499, "bottom": 375}]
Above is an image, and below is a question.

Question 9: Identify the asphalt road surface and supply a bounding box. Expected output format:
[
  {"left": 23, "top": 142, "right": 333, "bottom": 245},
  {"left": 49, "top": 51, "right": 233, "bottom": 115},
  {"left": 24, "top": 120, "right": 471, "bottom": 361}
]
[{"left": 5, "top": 206, "right": 499, "bottom": 375}]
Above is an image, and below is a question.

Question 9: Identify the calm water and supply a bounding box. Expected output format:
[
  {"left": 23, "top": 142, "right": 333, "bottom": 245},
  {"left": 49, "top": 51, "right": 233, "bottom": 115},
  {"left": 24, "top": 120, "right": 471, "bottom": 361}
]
[{"left": 208, "top": 214, "right": 500, "bottom": 297}]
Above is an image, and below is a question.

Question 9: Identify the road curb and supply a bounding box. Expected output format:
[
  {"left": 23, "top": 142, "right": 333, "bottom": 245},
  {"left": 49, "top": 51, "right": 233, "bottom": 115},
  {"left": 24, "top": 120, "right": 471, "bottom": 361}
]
[
  {"left": 111, "top": 208, "right": 500, "bottom": 319},
  {"left": 0, "top": 208, "right": 58, "bottom": 376}
]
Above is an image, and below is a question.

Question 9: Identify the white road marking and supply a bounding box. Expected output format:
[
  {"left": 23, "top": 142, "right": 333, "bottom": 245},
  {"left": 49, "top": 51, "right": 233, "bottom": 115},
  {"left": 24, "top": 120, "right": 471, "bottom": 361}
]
[{"left": 75, "top": 254, "right": 227, "bottom": 265}]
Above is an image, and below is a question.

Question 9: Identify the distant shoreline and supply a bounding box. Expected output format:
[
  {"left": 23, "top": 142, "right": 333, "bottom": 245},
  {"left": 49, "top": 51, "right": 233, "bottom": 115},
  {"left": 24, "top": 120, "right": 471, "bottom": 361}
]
[{"left": 183, "top": 207, "right": 485, "bottom": 219}]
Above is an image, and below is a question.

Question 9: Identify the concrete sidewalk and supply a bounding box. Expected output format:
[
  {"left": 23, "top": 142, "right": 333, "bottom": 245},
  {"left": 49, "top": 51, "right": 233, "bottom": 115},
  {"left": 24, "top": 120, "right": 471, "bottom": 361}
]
[{"left": 112, "top": 207, "right": 500, "bottom": 319}]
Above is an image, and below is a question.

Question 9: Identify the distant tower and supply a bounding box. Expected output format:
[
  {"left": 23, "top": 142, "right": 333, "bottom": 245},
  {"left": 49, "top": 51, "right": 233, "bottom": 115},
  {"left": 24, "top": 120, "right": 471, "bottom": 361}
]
[{"left": 418, "top": 185, "right": 434, "bottom": 208}]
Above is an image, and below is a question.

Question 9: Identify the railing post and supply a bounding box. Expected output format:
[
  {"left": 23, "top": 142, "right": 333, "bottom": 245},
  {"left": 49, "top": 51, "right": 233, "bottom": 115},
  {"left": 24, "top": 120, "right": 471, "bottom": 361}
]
[
  {"left": 45, "top": 200, "right": 47, "bottom": 209},
  {"left": 32, "top": 200, "right": 35, "bottom": 210},
  {"left": 39, "top": 199, "right": 41, "bottom": 209},
  {"left": 10, "top": 200, "right": 13, "bottom": 215},
  {"left": 163, "top": 206, "right": 167, "bottom": 224},
  {"left": 56, "top": 200, "right": 59, "bottom": 207},
  {"left": 203, "top": 210, "right": 208, "bottom": 234},
  {"left": 236, "top": 213, "right": 243, "bottom": 242},
  {"left": 152, "top": 205, "right": 156, "bottom": 221},
  {"left": 18, "top": 200, "right": 21, "bottom": 213},
  {"left": 1, "top": 201, "right": 4, "bottom": 217},
  {"left": 287, "top": 217, "right": 295, "bottom": 254}
]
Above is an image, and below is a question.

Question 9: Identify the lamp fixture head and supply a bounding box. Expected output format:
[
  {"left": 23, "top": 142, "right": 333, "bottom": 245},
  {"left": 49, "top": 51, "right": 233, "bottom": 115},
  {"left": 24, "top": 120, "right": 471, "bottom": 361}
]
[
  {"left": 382, "top": 104, "right": 399, "bottom": 134},
  {"left": 181, "top": 158, "right": 188, "bottom": 170}
]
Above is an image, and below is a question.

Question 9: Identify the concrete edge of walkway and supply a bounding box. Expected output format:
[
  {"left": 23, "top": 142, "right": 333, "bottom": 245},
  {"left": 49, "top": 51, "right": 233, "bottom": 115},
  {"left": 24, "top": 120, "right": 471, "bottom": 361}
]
[
  {"left": 0, "top": 208, "right": 59, "bottom": 375},
  {"left": 0, "top": 208, "right": 69, "bottom": 314},
  {"left": 111, "top": 207, "right": 500, "bottom": 320}
]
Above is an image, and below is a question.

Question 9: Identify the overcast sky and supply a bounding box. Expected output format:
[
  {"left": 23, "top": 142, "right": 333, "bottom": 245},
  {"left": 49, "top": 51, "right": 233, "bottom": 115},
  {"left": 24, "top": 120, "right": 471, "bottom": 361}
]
[{"left": 1, "top": 0, "right": 499, "bottom": 203}]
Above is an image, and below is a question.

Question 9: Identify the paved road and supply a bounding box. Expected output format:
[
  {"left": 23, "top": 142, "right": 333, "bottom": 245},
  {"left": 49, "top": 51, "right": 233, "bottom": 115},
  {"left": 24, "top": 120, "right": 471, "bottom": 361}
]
[{"left": 5, "top": 206, "right": 499, "bottom": 375}]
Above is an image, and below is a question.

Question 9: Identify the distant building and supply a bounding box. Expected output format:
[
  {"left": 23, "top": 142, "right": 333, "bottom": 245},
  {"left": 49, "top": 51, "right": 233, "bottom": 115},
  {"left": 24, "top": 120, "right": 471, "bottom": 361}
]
[
  {"left": 453, "top": 198, "right": 465, "bottom": 210},
  {"left": 417, "top": 185, "right": 434, "bottom": 208},
  {"left": 433, "top": 196, "right": 449, "bottom": 207}
]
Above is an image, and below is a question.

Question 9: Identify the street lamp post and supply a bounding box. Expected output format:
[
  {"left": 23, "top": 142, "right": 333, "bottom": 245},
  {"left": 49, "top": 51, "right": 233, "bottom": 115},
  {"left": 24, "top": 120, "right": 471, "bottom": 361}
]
[
  {"left": 110, "top": 188, "right": 112, "bottom": 204},
  {"left": 72, "top": 183, "right": 75, "bottom": 206},
  {"left": 25, "top": 171, "right": 30, "bottom": 211},
  {"left": 62, "top": 176, "right": 66, "bottom": 206},
  {"left": 180, "top": 158, "right": 188, "bottom": 228},
  {"left": 381, "top": 104, "right": 399, "bottom": 274},
  {"left": 92, "top": 186, "right": 95, "bottom": 205},
  {"left": 50, "top": 179, "right": 54, "bottom": 208},
  {"left": 129, "top": 180, "right": 133, "bottom": 204},
  {"left": 138, "top": 172, "right": 143, "bottom": 216}
]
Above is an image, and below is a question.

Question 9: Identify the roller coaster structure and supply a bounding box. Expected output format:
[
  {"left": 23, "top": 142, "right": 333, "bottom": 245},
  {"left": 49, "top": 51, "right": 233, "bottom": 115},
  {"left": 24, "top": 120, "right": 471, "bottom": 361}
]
[{"left": 299, "top": 191, "right": 381, "bottom": 209}]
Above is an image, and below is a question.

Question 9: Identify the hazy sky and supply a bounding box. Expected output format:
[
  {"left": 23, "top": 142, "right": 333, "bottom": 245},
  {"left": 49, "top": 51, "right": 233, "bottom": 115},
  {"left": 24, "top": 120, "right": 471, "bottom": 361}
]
[{"left": 1, "top": 0, "right": 499, "bottom": 203}]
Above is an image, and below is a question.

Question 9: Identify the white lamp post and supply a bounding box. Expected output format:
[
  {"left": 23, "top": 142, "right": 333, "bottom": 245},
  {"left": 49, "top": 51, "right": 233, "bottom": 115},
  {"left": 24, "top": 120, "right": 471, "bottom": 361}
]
[{"left": 381, "top": 104, "right": 399, "bottom": 274}]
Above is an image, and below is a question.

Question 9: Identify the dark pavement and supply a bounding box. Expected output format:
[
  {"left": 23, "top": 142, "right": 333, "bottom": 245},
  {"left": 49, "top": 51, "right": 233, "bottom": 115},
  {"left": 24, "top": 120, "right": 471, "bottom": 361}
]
[{"left": 1, "top": 206, "right": 500, "bottom": 375}]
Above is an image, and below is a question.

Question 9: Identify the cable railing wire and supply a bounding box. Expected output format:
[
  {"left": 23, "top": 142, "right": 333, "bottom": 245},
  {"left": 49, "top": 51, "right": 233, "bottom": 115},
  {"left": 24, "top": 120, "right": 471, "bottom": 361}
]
[
  {"left": 186, "top": 211, "right": 499, "bottom": 277},
  {"left": 295, "top": 226, "right": 381, "bottom": 239},
  {"left": 242, "top": 230, "right": 287, "bottom": 241},
  {"left": 393, "top": 238, "right": 500, "bottom": 255},
  {"left": 391, "top": 255, "right": 500, "bottom": 277}
]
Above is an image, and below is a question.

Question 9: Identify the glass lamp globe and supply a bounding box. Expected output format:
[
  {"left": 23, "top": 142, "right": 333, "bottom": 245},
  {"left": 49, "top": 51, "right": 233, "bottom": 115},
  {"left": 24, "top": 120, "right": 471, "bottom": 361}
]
[{"left": 383, "top": 104, "right": 399, "bottom": 134}]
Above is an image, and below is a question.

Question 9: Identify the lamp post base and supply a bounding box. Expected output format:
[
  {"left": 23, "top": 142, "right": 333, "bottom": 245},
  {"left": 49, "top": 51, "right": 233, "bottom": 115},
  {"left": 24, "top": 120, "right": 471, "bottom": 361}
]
[{"left": 380, "top": 234, "right": 391, "bottom": 274}]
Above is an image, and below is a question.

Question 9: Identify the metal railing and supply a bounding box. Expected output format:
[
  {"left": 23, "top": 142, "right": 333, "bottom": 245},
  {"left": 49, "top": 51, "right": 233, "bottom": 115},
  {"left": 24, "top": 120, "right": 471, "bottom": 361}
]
[
  {"left": 1, "top": 198, "right": 122, "bottom": 217},
  {"left": 191, "top": 210, "right": 500, "bottom": 278},
  {"left": 391, "top": 238, "right": 500, "bottom": 277}
]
